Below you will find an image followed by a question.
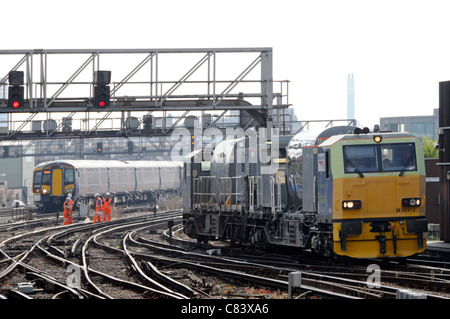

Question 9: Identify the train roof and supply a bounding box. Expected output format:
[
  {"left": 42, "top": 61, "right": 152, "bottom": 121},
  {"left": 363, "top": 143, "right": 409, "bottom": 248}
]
[
  {"left": 36, "top": 160, "right": 182, "bottom": 169},
  {"left": 128, "top": 161, "right": 182, "bottom": 168},
  {"left": 290, "top": 126, "right": 356, "bottom": 147},
  {"left": 33, "top": 162, "right": 48, "bottom": 169},
  {"left": 39, "top": 160, "right": 129, "bottom": 168},
  {"left": 319, "top": 131, "right": 419, "bottom": 147}
]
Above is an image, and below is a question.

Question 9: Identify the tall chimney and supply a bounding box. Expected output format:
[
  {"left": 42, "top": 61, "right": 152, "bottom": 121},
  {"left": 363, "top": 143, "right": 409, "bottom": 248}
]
[{"left": 347, "top": 74, "right": 355, "bottom": 120}]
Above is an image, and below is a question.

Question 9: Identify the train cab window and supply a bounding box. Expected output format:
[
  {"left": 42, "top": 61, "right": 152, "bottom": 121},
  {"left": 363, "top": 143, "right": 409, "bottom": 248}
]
[
  {"left": 65, "top": 168, "right": 75, "bottom": 184},
  {"left": 344, "top": 145, "right": 378, "bottom": 173},
  {"left": 42, "top": 170, "right": 51, "bottom": 185},
  {"left": 33, "top": 170, "right": 42, "bottom": 184},
  {"left": 344, "top": 143, "right": 417, "bottom": 174},
  {"left": 381, "top": 143, "right": 416, "bottom": 172}
]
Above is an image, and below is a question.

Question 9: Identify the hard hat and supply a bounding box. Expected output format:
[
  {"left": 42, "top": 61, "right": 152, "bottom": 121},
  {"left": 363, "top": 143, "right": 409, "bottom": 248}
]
[
  {"left": 95, "top": 193, "right": 100, "bottom": 197},
  {"left": 105, "top": 192, "right": 110, "bottom": 196}
]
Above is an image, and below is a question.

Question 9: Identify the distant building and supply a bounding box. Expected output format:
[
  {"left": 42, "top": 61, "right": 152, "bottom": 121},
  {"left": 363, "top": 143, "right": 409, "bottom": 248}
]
[
  {"left": 379, "top": 108, "right": 439, "bottom": 141},
  {"left": 0, "top": 145, "right": 34, "bottom": 205}
]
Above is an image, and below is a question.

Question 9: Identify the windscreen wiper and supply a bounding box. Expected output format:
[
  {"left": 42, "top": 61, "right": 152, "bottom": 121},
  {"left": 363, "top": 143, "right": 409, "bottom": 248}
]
[
  {"left": 399, "top": 155, "right": 412, "bottom": 176},
  {"left": 347, "top": 159, "right": 364, "bottom": 178}
]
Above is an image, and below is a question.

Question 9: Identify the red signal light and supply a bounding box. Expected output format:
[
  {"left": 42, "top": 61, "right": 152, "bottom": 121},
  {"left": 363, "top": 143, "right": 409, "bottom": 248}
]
[
  {"left": 99, "top": 100, "right": 106, "bottom": 107},
  {"left": 8, "top": 86, "right": 24, "bottom": 109}
]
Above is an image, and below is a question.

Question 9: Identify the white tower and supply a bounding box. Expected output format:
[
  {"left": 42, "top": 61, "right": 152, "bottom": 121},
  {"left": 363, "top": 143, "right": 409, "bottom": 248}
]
[{"left": 347, "top": 74, "right": 355, "bottom": 120}]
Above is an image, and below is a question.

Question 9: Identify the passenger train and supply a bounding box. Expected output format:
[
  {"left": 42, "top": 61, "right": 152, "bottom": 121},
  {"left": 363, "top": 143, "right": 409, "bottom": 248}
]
[
  {"left": 182, "top": 126, "right": 428, "bottom": 258},
  {"left": 33, "top": 160, "right": 182, "bottom": 212}
]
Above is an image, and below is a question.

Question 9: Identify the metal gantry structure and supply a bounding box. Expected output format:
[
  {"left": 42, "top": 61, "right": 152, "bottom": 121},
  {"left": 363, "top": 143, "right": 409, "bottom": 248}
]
[{"left": 0, "top": 48, "right": 291, "bottom": 160}]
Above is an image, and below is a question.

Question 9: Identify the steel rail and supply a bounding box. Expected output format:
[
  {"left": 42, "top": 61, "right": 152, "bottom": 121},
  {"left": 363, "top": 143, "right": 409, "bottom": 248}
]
[
  {"left": 81, "top": 213, "right": 185, "bottom": 299},
  {"left": 122, "top": 232, "right": 188, "bottom": 299},
  {"left": 126, "top": 228, "right": 203, "bottom": 298},
  {"left": 0, "top": 231, "right": 93, "bottom": 299},
  {"left": 161, "top": 225, "right": 449, "bottom": 299},
  {"left": 0, "top": 209, "right": 184, "bottom": 299}
]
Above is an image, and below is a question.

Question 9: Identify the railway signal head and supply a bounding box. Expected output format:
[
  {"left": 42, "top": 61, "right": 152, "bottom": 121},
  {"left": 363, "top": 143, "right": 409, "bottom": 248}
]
[
  {"left": 127, "top": 141, "right": 134, "bottom": 154},
  {"left": 92, "top": 71, "right": 111, "bottom": 108},
  {"left": 7, "top": 71, "right": 25, "bottom": 109},
  {"left": 93, "top": 85, "right": 110, "bottom": 108},
  {"left": 7, "top": 86, "right": 24, "bottom": 109},
  {"left": 97, "top": 142, "right": 103, "bottom": 154},
  {"left": 8, "top": 71, "right": 24, "bottom": 86}
]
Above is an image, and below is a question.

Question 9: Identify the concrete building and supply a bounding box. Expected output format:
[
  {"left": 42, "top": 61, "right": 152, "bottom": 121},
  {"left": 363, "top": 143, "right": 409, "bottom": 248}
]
[
  {"left": 379, "top": 108, "right": 439, "bottom": 141},
  {"left": 0, "top": 145, "right": 34, "bottom": 205}
]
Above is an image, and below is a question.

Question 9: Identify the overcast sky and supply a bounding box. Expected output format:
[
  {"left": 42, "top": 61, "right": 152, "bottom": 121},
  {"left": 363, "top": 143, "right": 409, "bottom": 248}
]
[{"left": 3, "top": 0, "right": 450, "bottom": 129}]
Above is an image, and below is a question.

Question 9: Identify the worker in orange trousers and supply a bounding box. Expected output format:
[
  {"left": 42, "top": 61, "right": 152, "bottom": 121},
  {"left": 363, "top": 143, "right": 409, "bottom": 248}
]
[
  {"left": 63, "top": 194, "right": 74, "bottom": 225},
  {"left": 103, "top": 192, "right": 112, "bottom": 222},
  {"left": 93, "top": 193, "right": 103, "bottom": 224}
]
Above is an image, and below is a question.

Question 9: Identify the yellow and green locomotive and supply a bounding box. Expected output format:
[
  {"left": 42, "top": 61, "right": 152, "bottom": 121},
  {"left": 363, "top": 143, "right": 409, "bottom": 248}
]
[
  {"left": 312, "top": 129, "right": 427, "bottom": 258},
  {"left": 183, "top": 126, "right": 427, "bottom": 258}
]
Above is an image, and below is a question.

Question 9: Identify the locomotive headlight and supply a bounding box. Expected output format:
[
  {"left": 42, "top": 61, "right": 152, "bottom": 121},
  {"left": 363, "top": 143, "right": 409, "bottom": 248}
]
[
  {"left": 374, "top": 136, "right": 382, "bottom": 143},
  {"left": 402, "top": 198, "right": 421, "bottom": 207},
  {"left": 342, "top": 200, "right": 362, "bottom": 209},
  {"left": 42, "top": 189, "right": 48, "bottom": 195}
]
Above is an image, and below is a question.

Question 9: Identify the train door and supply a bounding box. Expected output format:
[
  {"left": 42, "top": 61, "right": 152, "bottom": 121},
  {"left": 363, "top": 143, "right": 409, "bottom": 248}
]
[
  {"left": 52, "top": 168, "right": 63, "bottom": 196},
  {"left": 183, "top": 150, "right": 202, "bottom": 213},
  {"left": 33, "top": 169, "right": 42, "bottom": 195}
]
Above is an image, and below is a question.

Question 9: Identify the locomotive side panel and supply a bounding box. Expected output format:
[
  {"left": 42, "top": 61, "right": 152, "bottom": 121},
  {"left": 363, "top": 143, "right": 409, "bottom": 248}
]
[{"left": 317, "top": 150, "right": 333, "bottom": 223}]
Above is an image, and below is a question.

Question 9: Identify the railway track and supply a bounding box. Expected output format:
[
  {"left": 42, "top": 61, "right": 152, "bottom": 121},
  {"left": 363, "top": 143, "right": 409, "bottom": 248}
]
[
  {"left": 1, "top": 208, "right": 449, "bottom": 300},
  {"left": 149, "top": 224, "right": 450, "bottom": 299},
  {"left": 0, "top": 209, "right": 185, "bottom": 299}
]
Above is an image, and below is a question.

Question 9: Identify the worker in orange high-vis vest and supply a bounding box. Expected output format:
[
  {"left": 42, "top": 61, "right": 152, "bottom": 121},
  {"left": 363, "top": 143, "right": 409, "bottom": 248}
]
[
  {"left": 93, "top": 193, "right": 103, "bottom": 224},
  {"left": 103, "top": 192, "right": 112, "bottom": 222},
  {"left": 63, "top": 194, "right": 74, "bottom": 225}
]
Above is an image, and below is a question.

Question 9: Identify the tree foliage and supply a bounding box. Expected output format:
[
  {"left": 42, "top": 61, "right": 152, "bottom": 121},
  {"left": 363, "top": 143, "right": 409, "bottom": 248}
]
[{"left": 423, "top": 135, "right": 438, "bottom": 158}]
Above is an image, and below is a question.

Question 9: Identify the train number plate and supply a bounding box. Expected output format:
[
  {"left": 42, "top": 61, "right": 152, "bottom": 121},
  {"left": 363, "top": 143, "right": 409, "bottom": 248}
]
[{"left": 396, "top": 207, "right": 416, "bottom": 213}]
